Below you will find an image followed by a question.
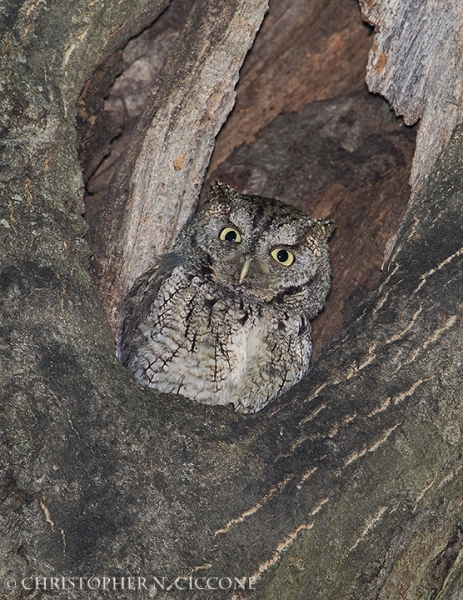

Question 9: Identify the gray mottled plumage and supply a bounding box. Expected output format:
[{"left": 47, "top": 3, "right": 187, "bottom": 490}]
[{"left": 117, "top": 182, "right": 334, "bottom": 413}]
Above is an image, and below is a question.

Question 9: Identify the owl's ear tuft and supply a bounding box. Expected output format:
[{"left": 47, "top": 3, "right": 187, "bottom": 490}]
[
  {"left": 311, "top": 218, "right": 336, "bottom": 240},
  {"left": 210, "top": 181, "right": 235, "bottom": 204}
]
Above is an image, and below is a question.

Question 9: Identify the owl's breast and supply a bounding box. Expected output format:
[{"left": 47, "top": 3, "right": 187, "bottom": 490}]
[
  {"left": 130, "top": 270, "right": 256, "bottom": 400},
  {"left": 127, "top": 266, "right": 311, "bottom": 411}
]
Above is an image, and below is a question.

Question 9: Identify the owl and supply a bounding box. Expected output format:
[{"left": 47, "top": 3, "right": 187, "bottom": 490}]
[{"left": 117, "top": 182, "right": 334, "bottom": 413}]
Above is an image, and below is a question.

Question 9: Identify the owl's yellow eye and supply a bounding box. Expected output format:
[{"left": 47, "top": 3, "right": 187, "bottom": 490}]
[
  {"left": 270, "top": 248, "right": 295, "bottom": 266},
  {"left": 219, "top": 227, "right": 242, "bottom": 243}
]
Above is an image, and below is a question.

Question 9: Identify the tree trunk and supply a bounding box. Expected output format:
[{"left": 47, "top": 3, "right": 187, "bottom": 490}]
[{"left": 1, "top": 1, "right": 463, "bottom": 600}]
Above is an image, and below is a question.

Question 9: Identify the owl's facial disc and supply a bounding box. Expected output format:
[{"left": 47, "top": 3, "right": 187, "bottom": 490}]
[
  {"left": 211, "top": 223, "right": 306, "bottom": 300},
  {"left": 184, "top": 196, "right": 329, "bottom": 304}
]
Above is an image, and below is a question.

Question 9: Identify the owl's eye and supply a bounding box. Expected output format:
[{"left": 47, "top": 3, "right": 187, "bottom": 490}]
[
  {"left": 270, "top": 248, "right": 295, "bottom": 266},
  {"left": 219, "top": 227, "right": 242, "bottom": 243}
]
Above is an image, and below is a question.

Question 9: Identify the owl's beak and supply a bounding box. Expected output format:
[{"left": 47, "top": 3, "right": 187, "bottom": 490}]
[{"left": 238, "top": 258, "right": 252, "bottom": 284}]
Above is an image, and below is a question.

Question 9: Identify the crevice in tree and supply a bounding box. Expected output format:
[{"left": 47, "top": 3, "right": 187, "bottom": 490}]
[
  {"left": 77, "top": 0, "right": 194, "bottom": 224},
  {"left": 77, "top": 0, "right": 416, "bottom": 360}
]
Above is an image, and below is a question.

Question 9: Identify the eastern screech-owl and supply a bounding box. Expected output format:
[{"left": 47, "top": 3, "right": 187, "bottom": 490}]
[{"left": 117, "top": 182, "right": 334, "bottom": 413}]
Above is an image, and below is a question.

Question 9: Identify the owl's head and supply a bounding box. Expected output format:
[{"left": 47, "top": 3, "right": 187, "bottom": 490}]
[{"left": 176, "top": 182, "right": 335, "bottom": 317}]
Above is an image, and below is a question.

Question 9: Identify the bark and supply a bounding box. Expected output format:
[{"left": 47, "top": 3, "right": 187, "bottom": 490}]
[
  {"left": 251, "top": 126, "right": 463, "bottom": 599},
  {"left": 79, "top": 2, "right": 195, "bottom": 223},
  {"left": 359, "top": 0, "right": 463, "bottom": 196},
  {"left": 1, "top": 2, "right": 463, "bottom": 600}
]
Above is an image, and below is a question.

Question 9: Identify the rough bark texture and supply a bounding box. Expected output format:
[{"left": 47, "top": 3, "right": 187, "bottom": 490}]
[
  {"left": 1, "top": 1, "right": 463, "bottom": 600},
  {"left": 359, "top": 0, "right": 463, "bottom": 196},
  {"left": 251, "top": 127, "right": 463, "bottom": 598}
]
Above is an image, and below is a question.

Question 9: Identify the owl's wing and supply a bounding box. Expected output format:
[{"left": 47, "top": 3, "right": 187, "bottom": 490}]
[{"left": 116, "top": 252, "right": 183, "bottom": 365}]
